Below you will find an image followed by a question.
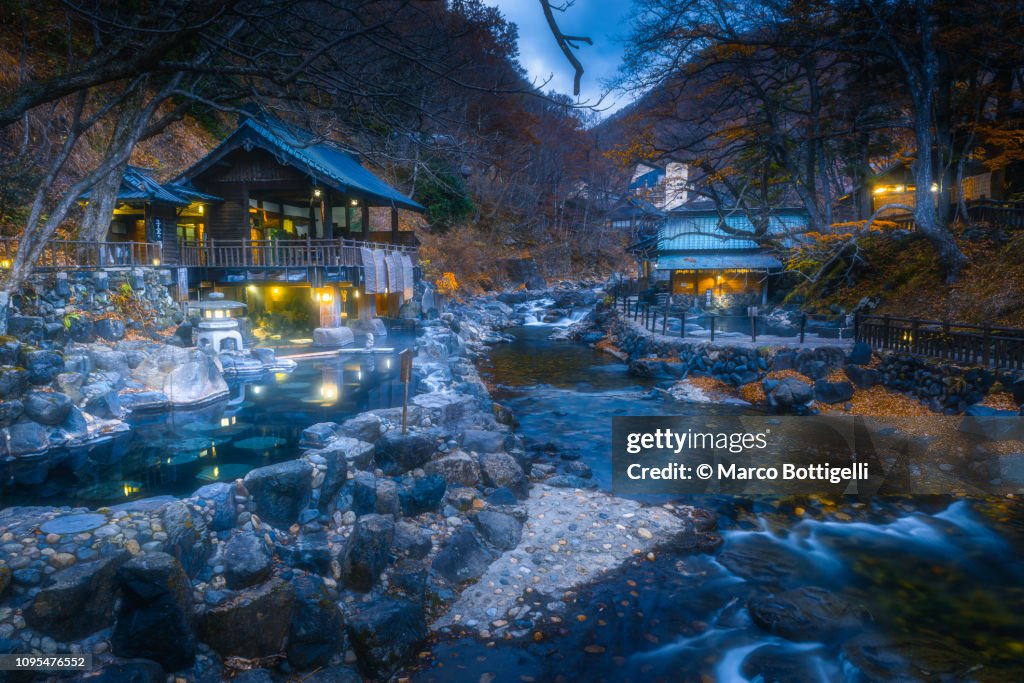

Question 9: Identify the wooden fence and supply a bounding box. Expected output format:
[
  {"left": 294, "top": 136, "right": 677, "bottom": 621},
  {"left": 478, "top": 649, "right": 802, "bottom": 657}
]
[
  {"left": 855, "top": 315, "right": 1024, "bottom": 370},
  {"left": 177, "top": 237, "right": 417, "bottom": 269},
  {"left": 0, "top": 238, "right": 162, "bottom": 270}
]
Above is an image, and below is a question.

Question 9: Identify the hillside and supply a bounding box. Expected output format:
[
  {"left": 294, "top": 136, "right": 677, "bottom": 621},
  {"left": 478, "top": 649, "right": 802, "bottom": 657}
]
[{"left": 791, "top": 224, "right": 1024, "bottom": 327}]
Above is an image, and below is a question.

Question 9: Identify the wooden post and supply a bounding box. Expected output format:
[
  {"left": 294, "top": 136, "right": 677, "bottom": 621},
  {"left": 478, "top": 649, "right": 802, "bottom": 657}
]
[
  {"left": 681, "top": 310, "right": 686, "bottom": 338},
  {"left": 322, "top": 192, "right": 334, "bottom": 240},
  {"left": 883, "top": 315, "right": 891, "bottom": 351},
  {"left": 854, "top": 312, "right": 862, "bottom": 342},
  {"left": 710, "top": 316, "right": 716, "bottom": 342},
  {"left": 361, "top": 204, "right": 370, "bottom": 238},
  {"left": 390, "top": 207, "right": 399, "bottom": 244},
  {"left": 983, "top": 322, "right": 991, "bottom": 366},
  {"left": 751, "top": 314, "right": 757, "bottom": 343},
  {"left": 400, "top": 348, "right": 414, "bottom": 435},
  {"left": 662, "top": 304, "right": 668, "bottom": 335}
]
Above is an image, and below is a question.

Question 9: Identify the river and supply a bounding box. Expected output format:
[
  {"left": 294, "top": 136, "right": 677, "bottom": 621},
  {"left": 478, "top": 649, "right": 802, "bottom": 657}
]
[{"left": 411, "top": 324, "right": 1024, "bottom": 683}]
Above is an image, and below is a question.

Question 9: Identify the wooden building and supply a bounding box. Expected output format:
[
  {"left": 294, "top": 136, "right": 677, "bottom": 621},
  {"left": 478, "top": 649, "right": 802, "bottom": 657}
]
[{"left": 643, "top": 202, "right": 805, "bottom": 308}]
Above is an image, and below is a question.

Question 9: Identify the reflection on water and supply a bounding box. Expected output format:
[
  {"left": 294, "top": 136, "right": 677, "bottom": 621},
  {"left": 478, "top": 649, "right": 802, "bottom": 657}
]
[
  {"left": 414, "top": 324, "right": 1024, "bottom": 683},
  {"left": 1, "top": 337, "right": 414, "bottom": 508}
]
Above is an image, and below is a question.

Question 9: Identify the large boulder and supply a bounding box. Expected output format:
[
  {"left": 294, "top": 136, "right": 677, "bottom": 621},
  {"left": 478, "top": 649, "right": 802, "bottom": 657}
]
[
  {"left": 0, "top": 399, "right": 23, "bottom": 427},
  {"left": 21, "top": 349, "right": 64, "bottom": 385},
  {"left": 23, "top": 391, "right": 72, "bottom": 425},
  {"left": 347, "top": 598, "right": 426, "bottom": 681},
  {"left": 222, "top": 531, "right": 273, "bottom": 589},
  {"left": 287, "top": 575, "right": 345, "bottom": 670},
  {"left": 352, "top": 471, "right": 400, "bottom": 516},
  {"left": 94, "top": 318, "right": 127, "bottom": 342},
  {"left": 424, "top": 451, "right": 482, "bottom": 487},
  {"left": 431, "top": 526, "right": 494, "bottom": 585},
  {"left": 8, "top": 420, "right": 50, "bottom": 456},
  {"left": 0, "top": 366, "right": 29, "bottom": 399},
  {"left": 461, "top": 429, "right": 508, "bottom": 454},
  {"left": 341, "top": 514, "right": 394, "bottom": 591},
  {"left": 479, "top": 451, "right": 529, "bottom": 498},
  {"left": 814, "top": 380, "right": 855, "bottom": 405},
  {"left": 161, "top": 501, "right": 212, "bottom": 577},
  {"left": 472, "top": 510, "right": 523, "bottom": 551},
  {"left": 193, "top": 482, "right": 238, "bottom": 531},
  {"left": 375, "top": 431, "right": 435, "bottom": 475},
  {"left": 25, "top": 551, "right": 129, "bottom": 641},
  {"left": 847, "top": 341, "right": 872, "bottom": 366},
  {"left": 747, "top": 586, "right": 870, "bottom": 641},
  {"left": 300, "top": 422, "right": 340, "bottom": 449},
  {"left": 412, "top": 392, "right": 478, "bottom": 427},
  {"left": 312, "top": 326, "right": 354, "bottom": 347},
  {"left": 243, "top": 460, "right": 314, "bottom": 528},
  {"left": 337, "top": 413, "right": 383, "bottom": 444},
  {"left": 398, "top": 475, "right": 447, "bottom": 516},
  {"left": 132, "top": 345, "right": 228, "bottom": 406},
  {"left": 844, "top": 364, "right": 881, "bottom": 389},
  {"left": 764, "top": 377, "right": 814, "bottom": 411},
  {"left": 198, "top": 577, "right": 296, "bottom": 659},
  {"left": 309, "top": 444, "right": 349, "bottom": 512},
  {"left": 112, "top": 552, "right": 196, "bottom": 671}
]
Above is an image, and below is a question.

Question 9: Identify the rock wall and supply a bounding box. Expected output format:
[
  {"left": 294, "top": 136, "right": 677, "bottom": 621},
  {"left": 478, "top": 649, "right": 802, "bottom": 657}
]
[{"left": 8, "top": 268, "right": 182, "bottom": 344}]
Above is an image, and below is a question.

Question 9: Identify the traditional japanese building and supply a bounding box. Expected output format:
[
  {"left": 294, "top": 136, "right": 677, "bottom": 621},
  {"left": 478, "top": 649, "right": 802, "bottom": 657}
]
[
  {"left": 83, "top": 116, "right": 424, "bottom": 330},
  {"left": 643, "top": 201, "right": 805, "bottom": 308}
]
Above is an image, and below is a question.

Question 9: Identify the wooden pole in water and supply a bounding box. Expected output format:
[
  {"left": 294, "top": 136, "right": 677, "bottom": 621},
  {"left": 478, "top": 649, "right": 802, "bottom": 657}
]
[{"left": 400, "top": 348, "right": 413, "bottom": 435}]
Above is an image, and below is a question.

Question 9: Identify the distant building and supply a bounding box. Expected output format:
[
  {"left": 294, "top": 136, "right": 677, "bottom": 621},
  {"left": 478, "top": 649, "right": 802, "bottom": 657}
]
[{"left": 641, "top": 200, "right": 806, "bottom": 308}]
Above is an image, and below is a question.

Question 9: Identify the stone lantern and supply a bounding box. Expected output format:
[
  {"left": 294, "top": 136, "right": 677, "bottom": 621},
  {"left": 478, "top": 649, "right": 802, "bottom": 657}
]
[{"left": 189, "top": 292, "right": 245, "bottom": 352}]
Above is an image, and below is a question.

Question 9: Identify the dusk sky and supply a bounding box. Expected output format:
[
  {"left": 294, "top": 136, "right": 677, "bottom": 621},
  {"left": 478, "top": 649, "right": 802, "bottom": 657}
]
[{"left": 484, "top": 0, "right": 637, "bottom": 114}]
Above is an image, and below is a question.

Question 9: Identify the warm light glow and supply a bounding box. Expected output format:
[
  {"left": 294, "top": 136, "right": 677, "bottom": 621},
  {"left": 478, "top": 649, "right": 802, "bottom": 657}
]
[
  {"left": 0, "top": 260, "right": 10, "bottom": 269},
  {"left": 252, "top": 386, "right": 263, "bottom": 395},
  {"left": 930, "top": 183, "right": 939, "bottom": 192},
  {"left": 353, "top": 290, "right": 359, "bottom": 299},
  {"left": 213, "top": 466, "right": 220, "bottom": 479},
  {"left": 320, "top": 290, "right": 333, "bottom": 303},
  {"left": 272, "top": 287, "right": 280, "bottom": 294},
  {"left": 220, "top": 417, "right": 230, "bottom": 427},
  {"left": 350, "top": 199, "right": 359, "bottom": 206},
  {"left": 247, "top": 285, "right": 258, "bottom": 293},
  {"left": 213, "top": 309, "right": 224, "bottom": 319},
  {"left": 357, "top": 371, "right": 362, "bottom": 381},
  {"left": 204, "top": 310, "right": 213, "bottom": 319},
  {"left": 275, "top": 372, "right": 288, "bottom": 382},
  {"left": 872, "top": 187, "right": 887, "bottom": 195},
  {"left": 321, "top": 381, "right": 338, "bottom": 401},
  {"left": 386, "top": 359, "right": 391, "bottom": 369},
  {"left": 152, "top": 258, "right": 161, "bottom": 266},
  {"left": 123, "top": 482, "right": 140, "bottom": 497},
  {"left": 198, "top": 205, "right": 204, "bottom": 214},
  {"left": 313, "top": 188, "right": 322, "bottom": 198}
]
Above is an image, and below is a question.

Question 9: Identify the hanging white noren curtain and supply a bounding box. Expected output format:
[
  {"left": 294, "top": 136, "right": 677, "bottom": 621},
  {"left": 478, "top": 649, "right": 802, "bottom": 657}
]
[
  {"left": 401, "top": 254, "right": 414, "bottom": 300},
  {"left": 385, "top": 252, "right": 401, "bottom": 296},
  {"left": 362, "top": 247, "right": 384, "bottom": 294}
]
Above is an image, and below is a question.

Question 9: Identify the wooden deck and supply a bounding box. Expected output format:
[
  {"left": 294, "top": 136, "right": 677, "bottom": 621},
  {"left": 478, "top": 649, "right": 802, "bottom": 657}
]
[
  {"left": 0, "top": 237, "right": 416, "bottom": 271},
  {"left": 177, "top": 238, "right": 416, "bottom": 269}
]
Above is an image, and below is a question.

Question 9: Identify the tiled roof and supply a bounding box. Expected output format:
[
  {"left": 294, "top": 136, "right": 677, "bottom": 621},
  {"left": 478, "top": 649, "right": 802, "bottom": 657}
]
[{"left": 179, "top": 117, "right": 424, "bottom": 212}]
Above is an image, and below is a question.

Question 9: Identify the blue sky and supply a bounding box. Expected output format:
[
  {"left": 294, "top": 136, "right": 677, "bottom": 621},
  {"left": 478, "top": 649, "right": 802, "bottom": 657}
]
[{"left": 483, "top": 0, "right": 637, "bottom": 114}]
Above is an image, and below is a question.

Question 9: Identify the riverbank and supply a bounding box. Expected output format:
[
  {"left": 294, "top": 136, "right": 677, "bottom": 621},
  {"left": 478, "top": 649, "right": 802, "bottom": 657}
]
[{"left": 0, "top": 286, "right": 718, "bottom": 682}]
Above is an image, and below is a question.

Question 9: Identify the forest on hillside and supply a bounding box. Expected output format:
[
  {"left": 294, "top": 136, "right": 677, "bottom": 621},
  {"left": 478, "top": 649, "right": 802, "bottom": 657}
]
[{"left": 0, "top": 0, "right": 624, "bottom": 295}]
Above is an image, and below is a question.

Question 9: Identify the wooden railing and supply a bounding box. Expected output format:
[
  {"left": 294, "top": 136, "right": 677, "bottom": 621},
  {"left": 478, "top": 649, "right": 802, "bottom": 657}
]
[
  {"left": 963, "top": 199, "right": 1024, "bottom": 230},
  {"left": 177, "top": 237, "right": 417, "bottom": 269},
  {"left": 0, "top": 238, "right": 162, "bottom": 270},
  {"left": 856, "top": 314, "right": 1024, "bottom": 370}
]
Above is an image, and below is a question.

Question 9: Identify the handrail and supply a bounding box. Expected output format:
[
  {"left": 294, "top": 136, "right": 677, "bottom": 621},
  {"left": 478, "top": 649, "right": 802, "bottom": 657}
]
[
  {"left": 0, "top": 237, "right": 162, "bottom": 270},
  {"left": 176, "top": 237, "right": 417, "bottom": 268}
]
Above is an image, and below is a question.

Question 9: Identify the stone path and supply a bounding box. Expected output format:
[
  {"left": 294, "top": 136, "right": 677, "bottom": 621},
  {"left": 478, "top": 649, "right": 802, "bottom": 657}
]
[{"left": 434, "top": 485, "right": 698, "bottom": 636}]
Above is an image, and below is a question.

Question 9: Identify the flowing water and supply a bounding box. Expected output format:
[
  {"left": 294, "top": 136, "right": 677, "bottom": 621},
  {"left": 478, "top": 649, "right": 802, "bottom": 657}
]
[{"left": 412, "top": 324, "right": 1024, "bottom": 683}]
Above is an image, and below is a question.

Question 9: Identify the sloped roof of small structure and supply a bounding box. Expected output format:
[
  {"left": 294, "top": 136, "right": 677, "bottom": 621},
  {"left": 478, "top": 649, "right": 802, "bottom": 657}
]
[
  {"left": 658, "top": 205, "right": 806, "bottom": 252},
  {"left": 177, "top": 117, "right": 424, "bottom": 212},
  {"left": 82, "top": 166, "right": 222, "bottom": 206}
]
